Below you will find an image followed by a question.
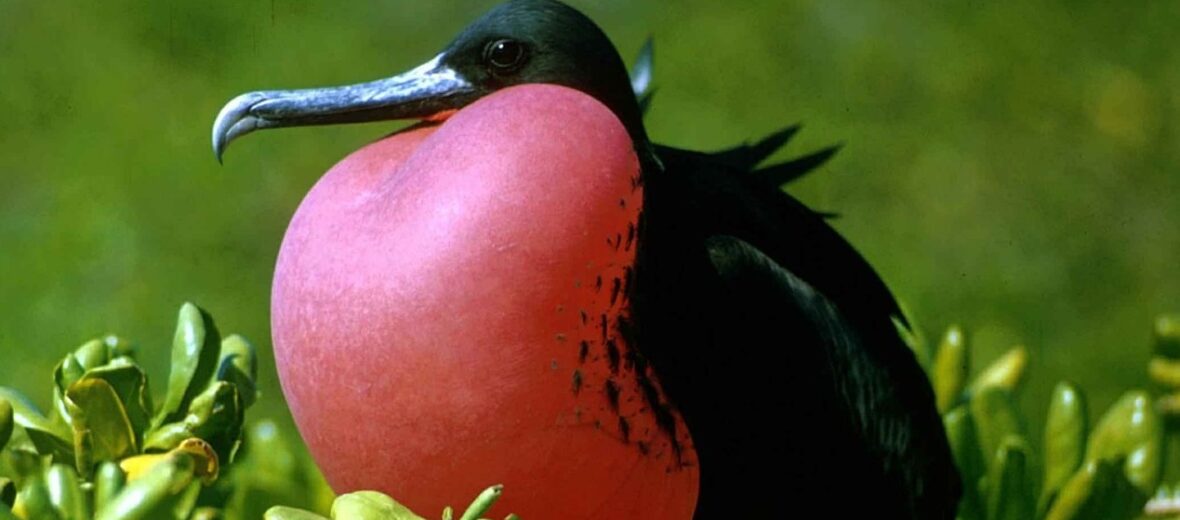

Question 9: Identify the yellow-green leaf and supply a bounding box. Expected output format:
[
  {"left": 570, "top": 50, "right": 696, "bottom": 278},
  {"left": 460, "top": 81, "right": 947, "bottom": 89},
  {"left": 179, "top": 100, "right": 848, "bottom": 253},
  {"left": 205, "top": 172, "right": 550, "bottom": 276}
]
[
  {"left": 932, "top": 325, "right": 969, "bottom": 413},
  {"left": 459, "top": 485, "right": 504, "bottom": 520},
  {"left": 1148, "top": 356, "right": 1180, "bottom": 388},
  {"left": 970, "top": 386, "right": 1025, "bottom": 474},
  {"left": 944, "top": 407, "right": 984, "bottom": 520},
  {"left": 13, "top": 473, "right": 62, "bottom": 520},
  {"left": 217, "top": 335, "right": 258, "bottom": 409},
  {"left": 65, "top": 378, "right": 138, "bottom": 473},
  {"left": 0, "top": 388, "right": 73, "bottom": 461},
  {"left": 0, "top": 399, "right": 12, "bottom": 452},
  {"left": 73, "top": 339, "right": 110, "bottom": 371},
  {"left": 265, "top": 506, "right": 331, "bottom": 520},
  {"left": 45, "top": 464, "right": 88, "bottom": 520},
  {"left": 1155, "top": 314, "right": 1180, "bottom": 359},
  {"left": 969, "top": 347, "right": 1028, "bottom": 396},
  {"left": 95, "top": 453, "right": 197, "bottom": 520},
  {"left": 82, "top": 363, "right": 152, "bottom": 448},
  {"left": 185, "top": 382, "right": 244, "bottom": 462},
  {"left": 0, "top": 388, "right": 69, "bottom": 441},
  {"left": 1044, "top": 459, "right": 1146, "bottom": 520},
  {"left": 1086, "top": 390, "right": 1162, "bottom": 495},
  {"left": 331, "top": 491, "right": 425, "bottom": 520},
  {"left": 156, "top": 303, "right": 221, "bottom": 427},
  {"left": 1039, "top": 381, "right": 1088, "bottom": 515},
  {"left": 93, "top": 462, "right": 126, "bottom": 515},
  {"left": 985, "top": 437, "right": 1034, "bottom": 520}
]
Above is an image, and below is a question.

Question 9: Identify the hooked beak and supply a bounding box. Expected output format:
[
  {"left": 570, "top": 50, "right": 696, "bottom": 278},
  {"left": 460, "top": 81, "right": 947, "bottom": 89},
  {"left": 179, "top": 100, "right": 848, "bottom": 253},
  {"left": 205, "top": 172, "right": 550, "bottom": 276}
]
[{"left": 212, "top": 54, "right": 476, "bottom": 161}]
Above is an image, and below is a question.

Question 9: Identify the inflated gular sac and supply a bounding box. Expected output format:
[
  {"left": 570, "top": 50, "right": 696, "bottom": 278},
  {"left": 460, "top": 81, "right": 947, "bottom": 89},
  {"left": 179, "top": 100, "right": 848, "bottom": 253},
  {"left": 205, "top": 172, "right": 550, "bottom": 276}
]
[{"left": 272, "top": 85, "right": 698, "bottom": 520}]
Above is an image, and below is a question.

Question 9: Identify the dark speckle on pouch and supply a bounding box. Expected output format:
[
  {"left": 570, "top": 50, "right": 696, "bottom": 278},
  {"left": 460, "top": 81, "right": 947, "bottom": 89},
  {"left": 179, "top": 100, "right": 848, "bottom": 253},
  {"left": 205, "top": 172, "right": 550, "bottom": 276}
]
[
  {"left": 604, "top": 378, "right": 620, "bottom": 411},
  {"left": 571, "top": 369, "right": 583, "bottom": 394},
  {"left": 606, "top": 339, "right": 621, "bottom": 373}
]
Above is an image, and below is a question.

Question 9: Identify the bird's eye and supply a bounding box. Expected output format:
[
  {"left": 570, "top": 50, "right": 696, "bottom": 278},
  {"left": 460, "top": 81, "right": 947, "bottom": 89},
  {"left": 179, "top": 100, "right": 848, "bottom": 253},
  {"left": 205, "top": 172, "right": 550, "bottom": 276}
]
[{"left": 484, "top": 39, "right": 527, "bottom": 72}]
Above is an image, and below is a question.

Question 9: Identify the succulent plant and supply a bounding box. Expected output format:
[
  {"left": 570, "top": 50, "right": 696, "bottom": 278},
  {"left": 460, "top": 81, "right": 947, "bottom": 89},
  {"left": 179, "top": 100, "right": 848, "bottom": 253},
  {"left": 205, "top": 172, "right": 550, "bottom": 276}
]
[
  {"left": 4, "top": 301, "right": 1178, "bottom": 519},
  {"left": 925, "top": 316, "right": 1176, "bottom": 520},
  {"left": 0, "top": 303, "right": 260, "bottom": 519}
]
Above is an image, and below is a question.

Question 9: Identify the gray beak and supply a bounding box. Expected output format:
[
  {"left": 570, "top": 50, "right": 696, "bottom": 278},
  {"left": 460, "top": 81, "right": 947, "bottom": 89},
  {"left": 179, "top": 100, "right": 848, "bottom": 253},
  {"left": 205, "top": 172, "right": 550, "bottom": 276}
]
[{"left": 212, "top": 54, "right": 476, "bottom": 161}]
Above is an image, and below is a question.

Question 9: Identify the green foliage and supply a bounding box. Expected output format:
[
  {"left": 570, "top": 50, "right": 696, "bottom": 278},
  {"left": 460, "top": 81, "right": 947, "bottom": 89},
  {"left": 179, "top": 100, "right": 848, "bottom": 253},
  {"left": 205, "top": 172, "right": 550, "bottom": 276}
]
[
  {"left": 264, "top": 485, "right": 518, "bottom": 520},
  {"left": 1039, "top": 382, "right": 1087, "bottom": 515},
  {"left": 927, "top": 318, "right": 1180, "bottom": 520},
  {"left": 0, "top": 303, "right": 291, "bottom": 520}
]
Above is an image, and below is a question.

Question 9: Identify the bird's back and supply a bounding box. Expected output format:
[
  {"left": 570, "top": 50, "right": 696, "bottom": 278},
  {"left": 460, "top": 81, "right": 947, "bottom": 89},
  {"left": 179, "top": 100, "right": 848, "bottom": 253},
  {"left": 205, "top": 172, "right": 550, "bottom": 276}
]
[{"left": 628, "top": 144, "right": 961, "bottom": 518}]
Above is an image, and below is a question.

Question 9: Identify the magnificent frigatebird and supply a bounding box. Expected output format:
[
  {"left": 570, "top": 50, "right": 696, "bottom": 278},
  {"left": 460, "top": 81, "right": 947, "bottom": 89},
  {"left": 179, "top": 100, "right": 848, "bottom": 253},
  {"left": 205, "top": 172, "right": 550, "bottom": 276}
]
[{"left": 212, "top": 0, "right": 961, "bottom": 518}]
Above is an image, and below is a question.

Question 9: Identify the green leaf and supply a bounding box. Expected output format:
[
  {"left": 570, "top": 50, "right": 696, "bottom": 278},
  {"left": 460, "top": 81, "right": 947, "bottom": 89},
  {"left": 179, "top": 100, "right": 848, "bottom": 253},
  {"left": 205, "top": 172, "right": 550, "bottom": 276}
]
[
  {"left": 156, "top": 303, "right": 222, "bottom": 427},
  {"left": 102, "top": 335, "right": 136, "bottom": 361},
  {"left": 50, "top": 353, "right": 87, "bottom": 431},
  {"left": 265, "top": 506, "right": 331, "bottom": 520},
  {"left": 45, "top": 464, "right": 88, "bottom": 520},
  {"left": 1039, "top": 381, "right": 1088, "bottom": 516},
  {"left": 331, "top": 491, "right": 425, "bottom": 520},
  {"left": 0, "top": 388, "right": 72, "bottom": 461},
  {"left": 64, "top": 378, "right": 138, "bottom": 474},
  {"left": 225, "top": 420, "right": 335, "bottom": 520},
  {"left": 94, "top": 453, "right": 197, "bottom": 520},
  {"left": 0, "top": 447, "right": 48, "bottom": 484},
  {"left": 932, "top": 325, "right": 968, "bottom": 413},
  {"left": 970, "top": 386, "right": 1025, "bottom": 475},
  {"left": 93, "top": 461, "right": 126, "bottom": 515},
  {"left": 459, "top": 485, "right": 504, "bottom": 520},
  {"left": 73, "top": 339, "right": 110, "bottom": 372},
  {"left": 969, "top": 347, "right": 1028, "bottom": 396},
  {"left": 186, "top": 382, "right": 244, "bottom": 462},
  {"left": 217, "top": 335, "right": 258, "bottom": 409},
  {"left": 0, "top": 478, "right": 13, "bottom": 509},
  {"left": 985, "top": 437, "right": 1034, "bottom": 520},
  {"left": 82, "top": 363, "right": 153, "bottom": 448},
  {"left": 190, "top": 507, "right": 224, "bottom": 520},
  {"left": 14, "top": 473, "right": 63, "bottom": 520},
  {"left": 1155, "top": 314, "right": 1180, "bottom": 359},
  {"left": 143, "top": 423, "right": 191, "bottom": 453},
  {"left": 145, "top": 382, "right": 245, "bottom": 462},
  {"left": 944, "top": 407, "right": 984, "bottom": 520},
  {"left": 1086, "top": 390, "right": 1162, "bottom": 496},
  {"left": 55, "top": 355, "right": 86, "bottom": 395},
  {"left": 0, "top": 399, "right": 12, "bottom": 452},
  {"left": 1044, "top": 459, "right": 1145, "bottom": 520},
  {"left": 1148, "top": 356, "right": 1180, "bottom": 388}
]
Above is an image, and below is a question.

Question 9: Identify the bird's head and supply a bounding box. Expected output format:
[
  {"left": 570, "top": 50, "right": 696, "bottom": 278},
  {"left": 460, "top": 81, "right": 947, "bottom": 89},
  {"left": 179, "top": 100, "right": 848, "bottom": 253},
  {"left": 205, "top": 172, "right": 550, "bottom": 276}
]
[{"left": 212, "top": 0, "right": 645, "bottom": 161}]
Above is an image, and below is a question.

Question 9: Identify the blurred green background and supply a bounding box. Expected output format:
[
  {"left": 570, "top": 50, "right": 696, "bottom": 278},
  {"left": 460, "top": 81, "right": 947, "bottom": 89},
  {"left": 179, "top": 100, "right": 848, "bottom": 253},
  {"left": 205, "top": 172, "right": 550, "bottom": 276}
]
[{"left": 0, "top": 0, "right": 1176, "bottom": 460}]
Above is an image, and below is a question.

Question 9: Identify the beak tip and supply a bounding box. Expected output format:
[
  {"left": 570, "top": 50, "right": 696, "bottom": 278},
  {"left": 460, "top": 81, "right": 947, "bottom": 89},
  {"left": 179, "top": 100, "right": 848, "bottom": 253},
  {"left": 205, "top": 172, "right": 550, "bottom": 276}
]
[
  {"left": 212, "top": 92, "right": 268, "bottom": 164},
  {"left": 212, "top": 130, "right": 227, "bottom": 164}
]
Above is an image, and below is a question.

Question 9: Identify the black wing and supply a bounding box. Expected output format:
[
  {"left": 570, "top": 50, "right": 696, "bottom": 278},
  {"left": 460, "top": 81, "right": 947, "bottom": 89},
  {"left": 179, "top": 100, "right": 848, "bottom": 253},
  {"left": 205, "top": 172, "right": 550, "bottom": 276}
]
[
  {"left": 631, "top": 144, "right": 960, "bottom": 518},
  {"left": 702, "top": 235, "right": 958, "bottom": 518}
]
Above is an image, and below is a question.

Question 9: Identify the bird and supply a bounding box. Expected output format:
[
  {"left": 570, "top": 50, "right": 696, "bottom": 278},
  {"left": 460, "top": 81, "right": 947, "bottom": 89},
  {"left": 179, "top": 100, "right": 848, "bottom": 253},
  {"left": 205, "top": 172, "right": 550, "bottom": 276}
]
[{"left": 212, "top": 1, "right": 961, "bottom": 518}]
